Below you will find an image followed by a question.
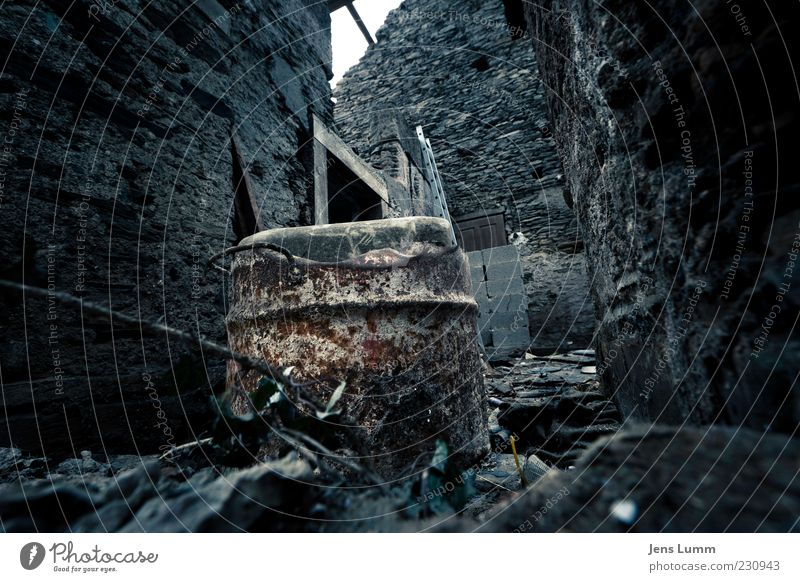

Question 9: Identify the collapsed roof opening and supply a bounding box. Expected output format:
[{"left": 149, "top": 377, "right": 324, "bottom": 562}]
[
  {"left": 329, "top": 0, "right": 403, "bottom": 87},
  {"left": 329, "top": 1, "right": 375, "bottom": 46}
]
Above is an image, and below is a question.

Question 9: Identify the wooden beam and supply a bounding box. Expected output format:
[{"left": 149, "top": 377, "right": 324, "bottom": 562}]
[
  {"left": 312, "top": 114, "right": 389, "bottom": 204},
  {"left": 329, "top": 1, "right": 375, "bottom": 46},
  {"left": 231, "top": 134, "right": 265, "bottom": 236},
  {"left": 345, "top": 2, "right": 375, "bottom": 46},
  {"left": 313, "top": 135, "right": 329, "bottom": 225}
]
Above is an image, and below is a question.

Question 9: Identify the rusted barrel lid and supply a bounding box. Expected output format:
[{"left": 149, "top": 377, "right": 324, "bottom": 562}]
[{"left": 239, "top": 216, "right": 454, "bottom": 263}]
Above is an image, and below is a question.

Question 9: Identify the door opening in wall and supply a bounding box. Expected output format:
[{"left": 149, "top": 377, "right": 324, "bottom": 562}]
[{"left": 326, "top": 154, "right": 385, "bottom": 223}]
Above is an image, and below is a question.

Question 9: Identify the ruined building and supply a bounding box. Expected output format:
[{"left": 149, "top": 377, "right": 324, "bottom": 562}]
[
  {"left": 334, "top": 0, "right": 595, "bottom": 356},
  {"left": 0, "top": 0, "right": 501, "bottom": 458},
  {"left": 0, "top": 0, "right": 798, "bottom": 534}
]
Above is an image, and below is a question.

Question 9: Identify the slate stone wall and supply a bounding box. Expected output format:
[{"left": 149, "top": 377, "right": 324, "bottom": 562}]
[
  {"left": 0, "top": 0, "right": 332, "bottom": 454},
  {"left": 525, "top": 0, "right": 800, "bottom": 431},
  {"left": 333, "top": 0, "right": 595, "bottom": 353}
]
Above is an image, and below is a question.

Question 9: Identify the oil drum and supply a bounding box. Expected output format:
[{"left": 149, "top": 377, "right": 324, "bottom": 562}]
[{"left": 225, "top": 217, "right": 489, "bottom": 476}]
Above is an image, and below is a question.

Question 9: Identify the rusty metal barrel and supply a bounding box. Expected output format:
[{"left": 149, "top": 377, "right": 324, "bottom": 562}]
[{"left": 225, "top": 216, "right": 489, "bottom": 476}]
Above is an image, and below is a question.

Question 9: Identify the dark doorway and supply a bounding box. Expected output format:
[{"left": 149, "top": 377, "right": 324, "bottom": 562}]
[{"left": 326, "top": 153, "right": 384, "bottom": 223}]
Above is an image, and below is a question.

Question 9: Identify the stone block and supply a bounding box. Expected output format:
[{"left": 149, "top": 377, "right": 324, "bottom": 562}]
[
  {"left": 496, "top": 293, "right": 527, "bottom": 313},
  {"left": 466, "top": 250, "right": 484, "bottom": 268},
  {"left": 492, "top": 327, "right": 531, "bottom": 351},
  {"left": 486, "top": 259, "right": 522, "bottom": 281},
  {"left": 482, "top": 245, "right": 519, "bottom": 265},
  {"left": 472, "top": 281, "right": 489, "bottom": 300},
  {"left": 488, "top": 310, "right": 529, "bottom": 332},
  {"left": 471, "top": 265, "right": 486, "bottom": 283},
  {"left": 487, "top": 277, "right": 524, "bottom": 298}
]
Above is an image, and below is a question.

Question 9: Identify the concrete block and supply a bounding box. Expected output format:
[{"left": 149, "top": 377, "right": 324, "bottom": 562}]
[
  {"left": 472, "top": 281, "right": 489, "bottom": 300},
  {"left": 477, "top": 325, "right": 492, "bottom": 346},
  {"left": 492, "top": 327, "right": 531, "bottom": 350},
  {"left": 466, "top": 250, "right": 484, "bottom": 268},
  {"left": 486, "top": 342, "right": 528, "bottom": 361},
  {"left": 482, "top": 245, "right": 519, "bottom": 264},
  {"left": 477, "top": 305, "right": 492, "bottom": 320},
  {"left": 486, "top": 260, "right": 522, "bottom": 281},
  {"left": 488, "top": 311, "right": 529, "bottom": 331},
  {"left": 496, "top": 293, "right": 527, "bottom": 313},
  {"left": 487, "top": 277, "right": 524, "bottom": 298},
  {"left": 470, "top": 265, "right": 486, "bottom": 283},
  {"left": 477, "top": 313, "right": 492, "bottom": 346}
]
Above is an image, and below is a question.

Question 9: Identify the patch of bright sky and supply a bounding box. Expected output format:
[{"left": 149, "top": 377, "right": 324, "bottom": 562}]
[{"left": 330, "top": 0, "right": 404, "bottom": 91}]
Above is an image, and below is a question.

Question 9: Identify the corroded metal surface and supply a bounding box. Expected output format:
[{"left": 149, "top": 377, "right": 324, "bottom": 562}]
[{"left": 226, "top": 218, "right": 489, "bottom": 476}]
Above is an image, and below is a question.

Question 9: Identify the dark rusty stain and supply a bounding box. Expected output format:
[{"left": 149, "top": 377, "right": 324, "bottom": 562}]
[{"left": 366, "top": 313, "right": 378, "bottom": 334}]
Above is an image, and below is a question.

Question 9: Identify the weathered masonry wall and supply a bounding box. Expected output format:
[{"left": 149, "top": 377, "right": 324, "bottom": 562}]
[
  {"left": 525, "top": 0, "right": 800, "bottom": 432},
  {"left": 333, "top": 0, "right": 595, "bottom": 353},
  {"left": 0, "top": 0, "right": 332, "bottom": 455}
]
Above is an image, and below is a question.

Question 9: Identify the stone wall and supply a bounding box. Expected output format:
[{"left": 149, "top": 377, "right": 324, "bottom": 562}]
[
  {"left": 525, "top": 0, "right": 800, "bottom": 431},
  {"left": 0, "top": 0, "right": 332, "bottom": 455},
  {"left": 333, "top": 0, "right": 595, "bottom": 353}
]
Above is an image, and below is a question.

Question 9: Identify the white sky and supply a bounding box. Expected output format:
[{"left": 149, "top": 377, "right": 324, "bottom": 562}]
[{"left": 330, "top": 0, "right": 405, "bottom": 90}]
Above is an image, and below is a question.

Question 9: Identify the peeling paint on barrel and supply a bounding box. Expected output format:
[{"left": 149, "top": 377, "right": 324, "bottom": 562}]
[{"left": 226, "top": 238, "right": 490, "bottom": 476}]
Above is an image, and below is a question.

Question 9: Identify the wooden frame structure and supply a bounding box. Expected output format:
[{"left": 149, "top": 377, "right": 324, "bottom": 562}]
[{"left": 312, "top": 114, "right": 390, "bottom": 225}]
